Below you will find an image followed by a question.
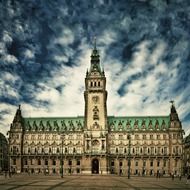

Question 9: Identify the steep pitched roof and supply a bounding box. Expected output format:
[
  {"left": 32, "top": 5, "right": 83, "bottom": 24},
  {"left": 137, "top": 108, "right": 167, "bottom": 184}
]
[
  {"left": 23, "top": 116, "right": 84, "bottom": 132},
  {"left": 107, "top": 115, "right": 170, "bottom": 132},
  {"left": 23, "top": 115, "right": 170, "bottom": 132}
]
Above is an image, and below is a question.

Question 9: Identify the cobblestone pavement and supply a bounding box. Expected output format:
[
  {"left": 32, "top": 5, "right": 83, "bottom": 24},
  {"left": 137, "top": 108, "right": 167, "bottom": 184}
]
[{"left": 0, "top": 175, "right": 189, "bottom": 190}]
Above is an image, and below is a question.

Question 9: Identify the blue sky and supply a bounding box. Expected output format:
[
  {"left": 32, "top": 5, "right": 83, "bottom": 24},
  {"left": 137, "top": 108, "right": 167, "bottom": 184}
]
[{"left": 0, "top": 0, "right": 190, "bottom": 136}]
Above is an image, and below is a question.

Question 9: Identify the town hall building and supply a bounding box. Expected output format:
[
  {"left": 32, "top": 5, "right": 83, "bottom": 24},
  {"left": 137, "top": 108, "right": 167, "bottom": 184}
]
[{"left": 8, "top": 44, "right": 184, "bottom": 176}]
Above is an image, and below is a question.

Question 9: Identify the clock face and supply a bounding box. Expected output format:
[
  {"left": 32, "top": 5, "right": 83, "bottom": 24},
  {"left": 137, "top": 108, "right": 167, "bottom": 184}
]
[{"left": 92, "top": 96, "right": 99, "bottom": 103}]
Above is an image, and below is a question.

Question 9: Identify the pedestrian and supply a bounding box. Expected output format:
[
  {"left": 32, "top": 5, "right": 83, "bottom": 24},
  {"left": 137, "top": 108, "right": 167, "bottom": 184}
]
[
  {"left": 4, "top": 171, "right": 7, "bottom": 178},
  {"left": 172, "top": 173, "right": 174, "bottom": 180},
  {"left": 186, "top": 174, "right": 190, "bottom": 184}
]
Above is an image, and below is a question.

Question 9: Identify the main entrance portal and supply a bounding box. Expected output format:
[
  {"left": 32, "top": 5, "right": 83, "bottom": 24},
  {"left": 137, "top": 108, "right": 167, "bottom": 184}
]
[{"left": 92, "top": 159, "right": 99, "bottom": 174}]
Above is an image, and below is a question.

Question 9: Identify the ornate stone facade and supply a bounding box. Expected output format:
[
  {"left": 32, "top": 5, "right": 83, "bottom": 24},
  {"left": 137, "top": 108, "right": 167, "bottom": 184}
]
[
  {"left": 0, "top": 132, "right": 8, "bottom": 172},
  {"left": 183, "top": 134, "right": 190, "bottom": 175},
  {"left": 8, "top": 45, "right": 184, "bottom": 176}
]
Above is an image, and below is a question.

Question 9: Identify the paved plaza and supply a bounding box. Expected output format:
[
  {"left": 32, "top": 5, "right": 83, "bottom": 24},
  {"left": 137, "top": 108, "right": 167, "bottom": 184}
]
[{"left": 0, "top": 174, "right": 189, "bottom": 190}]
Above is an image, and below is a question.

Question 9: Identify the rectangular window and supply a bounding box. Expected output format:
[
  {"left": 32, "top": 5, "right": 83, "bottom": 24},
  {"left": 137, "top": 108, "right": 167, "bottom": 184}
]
[
  {"left": 31, "top": 135, "right": 35, "bottom": 140},
  {"left": 150, "top": 161, "right": 153, "bottom": 167},
  {"left": 45, "top": 159, "right": 48, "bottom": 165},
  {"left": 68, "top": 160, "right": 72, "bottom": 166},
  {"left": 52, "top": 135, "right": 57, "bottom": 140},
  {"left": 163, "top": 160, "right": 166, "bottom": 167},
  {"left": 135, "top": 161, "right": 138, "bottom": 166},
  {"left": 143, "top": 135, "right": 146, "bottom": 140},
  {"left": 119, "top": 161, "right": 123, "bottom": 167},
  {"left": 13, "top": 146, "right": 17, "bottom": 154},
  {"left": 38, "top": 135, "right": 42, "bottom": 140},
  {"left": 53, "top": 160, "right": 56, "bottom": 165},
  {"left": 38, "top": 159, "right": 41, "bottom": 165},
  {"left": 135, "top": 135, "right": 139, "bottom": 140},
  {"left": 150, "top": 135, "right": 153, "bottom": 140},
  {"left": 77, "top": 160, "right": 80, "bottom": 165},
  {"left": 111, "top": 161, "right": 114, "bottom": 166},
  {"left": 24, "top": 159, "right": 28, "bottom": 165},
  {"left": 157, "top": 161, "right": 160, "bottom": 167},
  {"left": 143, "top": 161, "right": 146, "bottom": 167},
  {"left": 77, "top": 135, "right": 81, "bottom": 140},
  {"left": 157, "top": 135, "right": 160, "bottom": 140},
  {"left": 119, "top": 135, "right": 123, "bottom": 140},
  {"left": 13, "top": 158, "right": 16, "bottom": 165},
  {"left": 60, "top": 160, "right": 64, "bottom": 165}
]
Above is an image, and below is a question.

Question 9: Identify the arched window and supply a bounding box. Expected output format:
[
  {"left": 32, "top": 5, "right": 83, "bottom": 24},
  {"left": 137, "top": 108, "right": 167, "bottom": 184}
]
[
  {"left": 94, "top": 81, "right": 96, "bottom": 86},
  {"left": 91, "top": 81, "right": 93, "bottom": 87},
  {"left": 98, "top": 81, "right": 100, "bottom": 86}
]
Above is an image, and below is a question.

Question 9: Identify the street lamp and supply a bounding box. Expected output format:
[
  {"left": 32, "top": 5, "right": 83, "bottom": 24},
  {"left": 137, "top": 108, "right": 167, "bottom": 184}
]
[
  {"left": 6, "top": 130, "right": 11, "bottom": 178},
  {"left": 127, "top": 133, "right": 131, "bottom": 179},
  {"left": 60, "top": 133, "right": 65, "bottom": 178}
]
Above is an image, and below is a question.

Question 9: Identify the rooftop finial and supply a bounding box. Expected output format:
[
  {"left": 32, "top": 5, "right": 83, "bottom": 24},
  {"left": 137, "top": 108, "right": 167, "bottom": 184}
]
[{"left": 170, "top": 100, "right": 174, "bottom": 106}]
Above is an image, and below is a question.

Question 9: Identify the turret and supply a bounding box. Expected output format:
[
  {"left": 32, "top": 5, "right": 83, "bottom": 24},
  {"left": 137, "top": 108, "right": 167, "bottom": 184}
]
[
  {"left": 169, "top": 101, "right": 181, "bottom": 129},
  {"left": 12, "top": 105, "right": 23, "bottom": 131}
]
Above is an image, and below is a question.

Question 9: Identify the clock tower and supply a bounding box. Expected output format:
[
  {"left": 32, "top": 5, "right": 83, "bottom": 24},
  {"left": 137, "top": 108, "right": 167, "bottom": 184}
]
[
  {"left": 84, "top": 41, "right": 108, "bottom": 174},
  {"left": 84, "top": 42, "right": 107, "bottom": 132}
]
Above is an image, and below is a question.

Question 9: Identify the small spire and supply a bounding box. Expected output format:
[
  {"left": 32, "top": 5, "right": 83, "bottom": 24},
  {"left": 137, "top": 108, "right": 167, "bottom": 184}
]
[
  {"left": 19, "top": 104, "right": 21, "bottom": 110},
  {"left": 170, "top": 100, "right": 174, "bottom": 106}
]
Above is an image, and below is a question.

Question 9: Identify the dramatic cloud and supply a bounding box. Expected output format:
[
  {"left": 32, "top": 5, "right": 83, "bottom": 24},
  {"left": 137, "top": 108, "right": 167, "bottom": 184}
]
[{"left": 0, "top": 0, "right": 190, "bottom": 137}]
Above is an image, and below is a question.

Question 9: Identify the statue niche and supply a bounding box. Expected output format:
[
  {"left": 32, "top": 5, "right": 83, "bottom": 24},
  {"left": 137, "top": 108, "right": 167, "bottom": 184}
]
[
  {"left": 93, "top": 106, "right": 99, "bottom": 120},
  {"left": 92, "top": 122, "right": 100, "bottom": 130}
]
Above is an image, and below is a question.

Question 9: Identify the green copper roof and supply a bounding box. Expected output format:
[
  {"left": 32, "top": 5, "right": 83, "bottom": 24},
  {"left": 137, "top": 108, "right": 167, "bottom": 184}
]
[
  {"left": 23, "top": 115, "right": 170, "bottom": 132},
  {"left": 107, "top": 116, "right": 170, "bottom": 131},
  {"left": 23, "top": 116, "right": 84, "bottom": 132}
]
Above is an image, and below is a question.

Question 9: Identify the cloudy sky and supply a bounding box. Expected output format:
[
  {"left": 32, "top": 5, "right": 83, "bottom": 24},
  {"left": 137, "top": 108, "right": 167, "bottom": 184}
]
[{"left": 0, "top": 0, "right": 190, "bottom": 136}]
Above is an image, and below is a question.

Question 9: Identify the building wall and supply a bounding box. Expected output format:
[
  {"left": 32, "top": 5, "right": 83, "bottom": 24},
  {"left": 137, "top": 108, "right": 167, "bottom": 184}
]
[
  {"left": 8, "top": 128, "right": 183, "bottom": 176},
  {"left": 8, "top": 48, "right": 184, "bottom": 176},
  {"left": 0, "top": 133, "right": 8, "bottom": 172},
  {"left": 183, "top": 134, "right": 190, "bottom": 174}
]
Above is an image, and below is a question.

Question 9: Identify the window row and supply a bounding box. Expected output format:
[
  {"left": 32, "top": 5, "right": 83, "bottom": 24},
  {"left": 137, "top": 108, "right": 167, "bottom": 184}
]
[
  {"left": 110, "top": 160, "right": 168, "bottom": 167},
  {"left": 110, "top": 147, "right": 169, "bottom": 155},
  {"left": 22, "top": 159, "right": 81, "bottom": 166},
  {"left": 25, "top": 134, "right": 82, "bottom": 140},
  {"left": 23, "top": 147, "right": 82, "bottom": 154},
  {"left": 89, "top": 81, "right": 102, "bottom": 87},
  {"left": 110, "top": 134, "right": 169, "bottom": 140}
]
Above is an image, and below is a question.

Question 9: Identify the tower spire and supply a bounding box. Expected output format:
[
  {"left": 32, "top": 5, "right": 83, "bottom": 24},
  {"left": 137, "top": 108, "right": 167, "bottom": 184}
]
[{"left": 93, "top": 36, "right": 97, "bottom": 50}]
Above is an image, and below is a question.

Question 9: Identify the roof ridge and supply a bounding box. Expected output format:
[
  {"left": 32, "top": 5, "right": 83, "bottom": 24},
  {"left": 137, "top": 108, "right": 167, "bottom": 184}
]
[
  {"left": 108, "top": 115, "right": 170, "bottom": 118},
  {"left": 23, "top": 116, "right": 84, "bottom": 119}
]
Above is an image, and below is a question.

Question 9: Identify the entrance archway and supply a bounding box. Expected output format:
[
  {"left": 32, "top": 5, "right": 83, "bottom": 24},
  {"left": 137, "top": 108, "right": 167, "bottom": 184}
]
[{"left": 92, "top": 158, "right": 99, "bottom": 174}]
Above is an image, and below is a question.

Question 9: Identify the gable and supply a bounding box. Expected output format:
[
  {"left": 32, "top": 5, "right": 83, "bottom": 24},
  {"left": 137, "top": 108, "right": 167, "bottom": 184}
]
[
  {"left": 108, "top": 116, "right": 170, "bottom": 132},
  {"left": 23, "top": 116, "right": 84, "bottom": 132}
]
